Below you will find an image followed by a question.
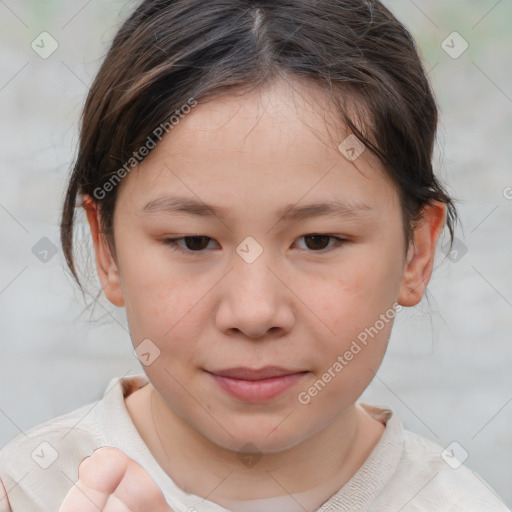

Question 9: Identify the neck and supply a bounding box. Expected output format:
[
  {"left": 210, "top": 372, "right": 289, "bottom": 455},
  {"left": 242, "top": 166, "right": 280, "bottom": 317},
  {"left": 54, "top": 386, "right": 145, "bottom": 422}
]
[{"left": 127, "top": 383, "right": 384, "bottom": 510}]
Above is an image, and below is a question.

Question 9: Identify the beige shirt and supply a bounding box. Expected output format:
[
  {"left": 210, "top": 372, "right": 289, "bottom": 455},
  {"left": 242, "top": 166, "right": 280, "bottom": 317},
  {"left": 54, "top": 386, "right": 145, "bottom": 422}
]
[{"left": 0, "top": 375, "right": 509, "bottom": 512}]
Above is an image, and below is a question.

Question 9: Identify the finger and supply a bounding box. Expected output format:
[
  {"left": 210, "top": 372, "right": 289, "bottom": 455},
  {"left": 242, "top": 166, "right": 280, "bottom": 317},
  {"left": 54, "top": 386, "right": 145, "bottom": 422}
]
[
  {"left": 59, "top": 446, "right": 128, "bottom": 511},
  {"left": 59, "top": 480, "right": 108, "bottom": 512},
  {"left": 59, "top": 447, "right": 172, "bottom": 512},
  {"left": 105, "top": 449, "right": 172, "bottom": 512},
  {"left": 79, "top": 446, "right": 130, "bottom": 493}
]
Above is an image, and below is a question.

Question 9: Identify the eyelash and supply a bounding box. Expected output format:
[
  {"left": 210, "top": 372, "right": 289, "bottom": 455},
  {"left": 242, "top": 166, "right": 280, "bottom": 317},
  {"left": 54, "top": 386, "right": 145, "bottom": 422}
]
[{"left": 160, "top": 234, "right": 349, "bottom": 255}]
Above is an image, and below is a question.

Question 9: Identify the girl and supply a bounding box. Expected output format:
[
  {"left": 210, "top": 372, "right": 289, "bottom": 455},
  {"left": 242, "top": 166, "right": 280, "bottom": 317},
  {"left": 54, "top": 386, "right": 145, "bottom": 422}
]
[{"left": 0, "top": 0, "right": 508, "bottom": 511}]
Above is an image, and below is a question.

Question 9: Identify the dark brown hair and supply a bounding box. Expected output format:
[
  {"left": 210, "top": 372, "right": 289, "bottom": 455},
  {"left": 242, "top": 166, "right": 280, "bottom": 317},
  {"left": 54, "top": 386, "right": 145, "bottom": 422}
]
[{"left": 60, "top": 0, "right": 459, "bottom": 289}]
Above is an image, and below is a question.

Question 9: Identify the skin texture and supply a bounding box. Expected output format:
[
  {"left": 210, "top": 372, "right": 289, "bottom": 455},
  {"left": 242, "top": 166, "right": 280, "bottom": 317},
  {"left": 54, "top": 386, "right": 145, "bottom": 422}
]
[
  {"left": 58, "top": 447, "right": 172, "bottom": 512},
  {"left": 64, "top": 77, "right": 446, "bottom": 510}
]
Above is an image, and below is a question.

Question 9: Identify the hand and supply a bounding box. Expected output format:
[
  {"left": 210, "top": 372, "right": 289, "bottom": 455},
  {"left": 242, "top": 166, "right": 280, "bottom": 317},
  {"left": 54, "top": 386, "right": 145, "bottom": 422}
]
[{"left": 59, "top": 446, "right": 173, "bottom": 512}]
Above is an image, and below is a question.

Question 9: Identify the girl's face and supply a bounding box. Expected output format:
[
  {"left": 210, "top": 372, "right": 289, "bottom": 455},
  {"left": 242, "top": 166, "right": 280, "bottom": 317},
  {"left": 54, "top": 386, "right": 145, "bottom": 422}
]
[{"left": 89, "top": 78, "right": 442, "bottom": 453}]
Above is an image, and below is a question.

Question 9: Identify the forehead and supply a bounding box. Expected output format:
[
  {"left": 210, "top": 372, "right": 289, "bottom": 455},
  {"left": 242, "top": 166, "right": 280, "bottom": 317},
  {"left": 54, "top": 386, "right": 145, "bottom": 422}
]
[
  {"left": 117, "top": 78, "right": 400, "bottom": 221},
  {"left": 168, "top": 78, "right": 359, "bottom": 159}
]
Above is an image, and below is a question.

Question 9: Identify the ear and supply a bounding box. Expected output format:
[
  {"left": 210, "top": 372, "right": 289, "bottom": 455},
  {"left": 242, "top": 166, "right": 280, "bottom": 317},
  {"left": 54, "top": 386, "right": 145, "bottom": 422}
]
[
  {"left": 83, "top": 196, "right": 125, "bottom": 307},
  {"left": 398, "top": 200, "right": 447, "bottom": 307}
]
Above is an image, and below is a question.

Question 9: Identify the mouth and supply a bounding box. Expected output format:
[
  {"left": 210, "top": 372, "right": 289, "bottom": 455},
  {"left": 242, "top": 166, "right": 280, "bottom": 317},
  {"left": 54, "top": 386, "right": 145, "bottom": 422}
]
[{"left": 205, "top": 366, "right": 308, "bottom": 403}]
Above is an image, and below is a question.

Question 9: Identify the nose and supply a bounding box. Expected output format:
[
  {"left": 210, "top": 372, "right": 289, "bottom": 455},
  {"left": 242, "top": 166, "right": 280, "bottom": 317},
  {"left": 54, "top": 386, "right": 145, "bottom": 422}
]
[{"left": 215, "top": 254, "right": 295, "bottom": 341}]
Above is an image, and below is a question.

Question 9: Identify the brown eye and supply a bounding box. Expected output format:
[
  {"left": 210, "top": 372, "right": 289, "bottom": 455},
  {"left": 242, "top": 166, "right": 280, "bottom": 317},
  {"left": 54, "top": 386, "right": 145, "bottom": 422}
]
[
  {"left": 297, "top": 234, "right": 347, "bottom": 252},
  {"left": 304, "top": 235, "right": 331, "bottom": 251},
  {"left": 181, "top": 236, "right": 211, "bottom": 251},
  {"left": 161, "top": 234, "right": 347, "bottom": 255},
  {"left": 161, "top": 236, "right": 214, "bottom": 252}
]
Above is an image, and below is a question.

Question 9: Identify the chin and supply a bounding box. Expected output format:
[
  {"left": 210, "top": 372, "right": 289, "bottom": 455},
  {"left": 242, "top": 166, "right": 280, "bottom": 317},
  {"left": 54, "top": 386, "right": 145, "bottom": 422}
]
[{"left": 195, "top": 415, "right": 313, "bottom": 455}]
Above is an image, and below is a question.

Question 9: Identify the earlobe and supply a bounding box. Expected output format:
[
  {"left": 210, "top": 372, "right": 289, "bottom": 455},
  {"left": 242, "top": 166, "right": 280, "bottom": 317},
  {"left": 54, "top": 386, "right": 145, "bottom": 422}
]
[
  {"left": 83, "top": 196, "right": 125, "bottom": 307},
  {"left": 398, "top": 201, "right": 447, "bottom": 307}
]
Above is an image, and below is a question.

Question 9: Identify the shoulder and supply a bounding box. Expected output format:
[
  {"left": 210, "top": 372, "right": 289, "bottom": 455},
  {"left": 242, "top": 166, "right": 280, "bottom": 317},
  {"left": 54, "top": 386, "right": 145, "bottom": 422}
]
[
  {"left": 378, "top": 428, "right": 509, "bottom": 511},
  {"left": 0, "top": 396, "right": 111, "bottom": 511}
]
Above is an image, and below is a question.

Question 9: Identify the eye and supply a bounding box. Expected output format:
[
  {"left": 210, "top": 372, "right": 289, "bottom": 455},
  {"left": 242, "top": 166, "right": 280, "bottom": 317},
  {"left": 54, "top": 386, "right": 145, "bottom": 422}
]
[
  {"left": 295, "top": 234, "right": 348, "bottom": 252},
  {"left": 160, "top": 234, "right": 348, "bottom": 255},
  {"left": 160, "top": 236, "right": 217, "bottom": 253}
]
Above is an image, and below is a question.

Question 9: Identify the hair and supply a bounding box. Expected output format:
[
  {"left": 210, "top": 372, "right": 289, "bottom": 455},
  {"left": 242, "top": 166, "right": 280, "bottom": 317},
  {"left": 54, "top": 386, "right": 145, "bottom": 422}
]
[{"left": 60, "top": 0, "right": 459, "bottom": 290}]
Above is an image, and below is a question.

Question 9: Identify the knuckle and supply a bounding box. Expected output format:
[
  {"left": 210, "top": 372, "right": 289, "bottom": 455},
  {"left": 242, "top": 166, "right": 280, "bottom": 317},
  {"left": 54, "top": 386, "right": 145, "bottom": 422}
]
[
  {"left": 78, "top": 446, "right": 130, "bottom": 489},
  {"left": 82, "top": 446, "right": 124, "bottom": 467}
]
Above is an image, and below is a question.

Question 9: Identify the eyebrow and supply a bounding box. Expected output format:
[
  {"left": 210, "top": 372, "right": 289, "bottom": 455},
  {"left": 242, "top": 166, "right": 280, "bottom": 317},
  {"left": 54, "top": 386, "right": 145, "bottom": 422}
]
[{"left": 141, "top": 195, "right": 373, "bottom": 222}]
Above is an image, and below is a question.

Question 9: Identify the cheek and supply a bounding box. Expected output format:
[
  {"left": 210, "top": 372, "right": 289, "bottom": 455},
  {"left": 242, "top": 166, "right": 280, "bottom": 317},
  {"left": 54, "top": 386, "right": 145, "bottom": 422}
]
[
  {"left": 118, "top": 249, "right": 201, "bottom": 344},
  {"left": 305, "top": 252, "right": 400, "bottom": 383},
  {"left": 116, "top": 230, "right": 187, "bottom": 298},
  {"left": 124, "top": 283, "right": 200, "bottom": 344},
  {"left": 319, "top": 260, "right": 399, "bottom": 336},
  {"left": 120, "top": 273, "right": 219, "bottom": 379},
  {"left": 298, "top": 310, "right": 394, "bottom": 414}
]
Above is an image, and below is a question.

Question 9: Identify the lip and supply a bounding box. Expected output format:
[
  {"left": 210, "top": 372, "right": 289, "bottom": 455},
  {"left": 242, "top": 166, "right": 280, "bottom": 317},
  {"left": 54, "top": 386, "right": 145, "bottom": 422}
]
[
  {"left": 206, "top": 366, "right": 308, "bottom": 403},
  {"left": 209, "top": 366, "right": 305, "bottom": 380}
]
